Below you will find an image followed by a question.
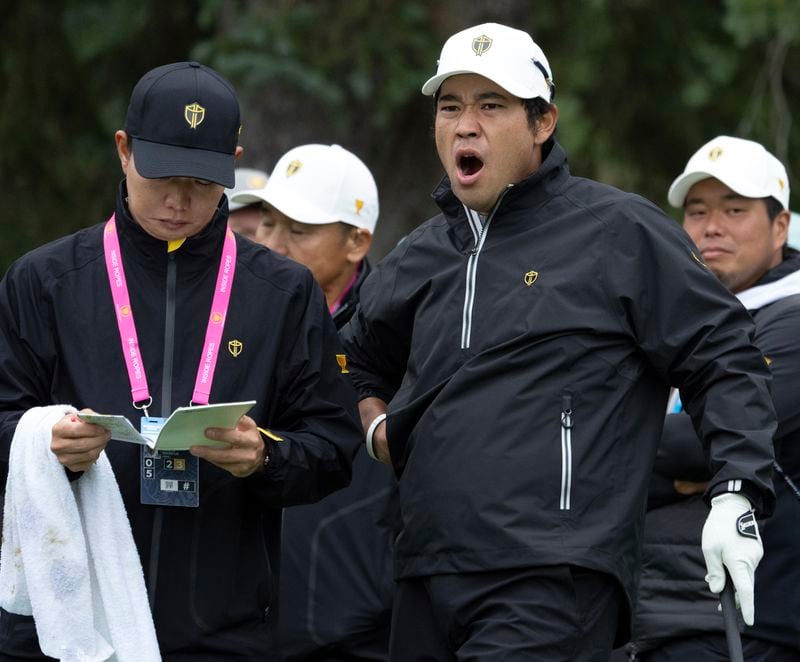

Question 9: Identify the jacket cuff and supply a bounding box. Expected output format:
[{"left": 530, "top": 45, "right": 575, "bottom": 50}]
[
  {"left": 257, "top": 427, "right": 285, "bottom": 475},
  {"left": 707, "top": 478, "right": 763, "bottom": 514}
]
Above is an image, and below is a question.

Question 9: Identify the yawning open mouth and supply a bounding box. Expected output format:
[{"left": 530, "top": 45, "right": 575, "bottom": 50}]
[{"left": 459, "top": 154, "right": 484, "bottom": 177}]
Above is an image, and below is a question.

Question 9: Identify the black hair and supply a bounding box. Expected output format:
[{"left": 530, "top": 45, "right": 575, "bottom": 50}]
[
  {"left": 765, "top": 196, "right": 785, "bottom": 222},
  {"left": 522, "top": 97, "right": 553, "bottom": 130}
]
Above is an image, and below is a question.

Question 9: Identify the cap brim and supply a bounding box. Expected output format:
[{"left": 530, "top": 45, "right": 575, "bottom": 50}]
[
  {"left": 421, "top": 69, "right": 540, "bottom": 99},
  {"left": 132, "top": 138, "right": 235, "bottom": 188},
  {"left": 667, "top": 172, "right": 713, "bottom": 208},
  {"left": 231, "top": 188, "right": 339, "bottom": 226}
]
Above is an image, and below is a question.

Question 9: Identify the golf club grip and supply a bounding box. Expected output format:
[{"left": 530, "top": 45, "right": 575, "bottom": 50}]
[{"left": 720, "top": 570, "right": 744, "bottom": 662}]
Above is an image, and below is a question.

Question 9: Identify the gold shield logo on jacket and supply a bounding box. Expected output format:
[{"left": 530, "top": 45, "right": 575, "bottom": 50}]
[
  {"left": 472, "top": 35, "right": 492, "bottom": 56},
  {"left": 336, "top": 354, "right": 350, "bottom": 374},
  {"left": 184, "top": 102, "right": 205, "bottom": 129},
  {"left": 228, "top": 340, "right": 243, "bottom": 357},
  {"left": 524, "top": 270, "right": 539, "bottom": 287}
]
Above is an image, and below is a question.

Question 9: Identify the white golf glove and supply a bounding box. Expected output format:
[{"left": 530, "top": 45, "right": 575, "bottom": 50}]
[{"left": 701, "top": 492, "right": 763, "bottom": 625}]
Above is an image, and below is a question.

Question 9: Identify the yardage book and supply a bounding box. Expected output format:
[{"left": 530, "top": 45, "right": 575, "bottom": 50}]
[{"left": 77, "top": 400, "right": 256, "bottom": 452}]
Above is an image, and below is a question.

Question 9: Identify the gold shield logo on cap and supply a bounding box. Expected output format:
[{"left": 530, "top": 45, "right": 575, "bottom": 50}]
[
  {"left": 286, "top": 160, "right": 303, "bottom": 177},
  {"left": 355, "top": 199, "right": 364, "bottom": 215},
  {"left": 184, "top": 102, "right": 205, "bottom": 129},
  {"left": 524, "top": 270, "right": 538, "bottom": 287},
  {"left": 708, "top": 146, "right": 723, "bottom": 161},
  {"left": 472, "top": 35, "right": 492, "bottom": 56},
  {"left": 228, "top": 339, "right": 243, "bottom": 357}
]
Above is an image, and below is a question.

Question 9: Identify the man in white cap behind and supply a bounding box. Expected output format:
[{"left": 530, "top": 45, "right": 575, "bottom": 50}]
[
  {"left": 339, "top": 23, "right": 778, "bottom": 660},
  {"left": 627, "top": 137, "right": 799, "bottom": 661},
  {"left": 232, "top": 144, "right": 396, "bottom": 661},
  {"left": 225, "top": 167, "right": 270, "bottom": 240}
]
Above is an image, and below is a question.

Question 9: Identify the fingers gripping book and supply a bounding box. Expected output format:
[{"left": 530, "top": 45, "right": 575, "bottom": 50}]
[{"left": 77, "top": 401, "right": 256, "bottom": 452}]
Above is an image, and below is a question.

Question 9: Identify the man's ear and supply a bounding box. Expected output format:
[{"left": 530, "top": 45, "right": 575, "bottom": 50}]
[
  {"left": 346, "top": 228, "right": 373, "bottom": 264},
  {"left": 115, "top": 130, "right": 131, "bottom": 173},
  {"left": 533, "top": 104, "right": 559, "bottom": 146},
  {"left": 772, "top": 209, "right": 790, "bottom": 251}
]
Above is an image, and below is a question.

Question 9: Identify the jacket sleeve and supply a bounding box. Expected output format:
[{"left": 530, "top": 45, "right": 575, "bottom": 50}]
[
  {"left": 655, "top": 412, "right": 711, "bottom": 482},
  {"left": 244, "top": 274, "right": 363, "bottom": 507},
  {"left": 338, "top": 239, "right": 415, "bottom": 403},
  {"left": 602, "top": 197, "right": 776, "bottom": 515},
  {"left": 0, "top": 259, "right": 57, "bottom": 469}
]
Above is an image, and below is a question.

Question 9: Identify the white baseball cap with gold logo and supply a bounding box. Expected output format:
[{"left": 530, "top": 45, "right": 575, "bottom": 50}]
[
  {"left": 668, "top": 136, "right": 790, "bottom": 209},
  {"left": 231, "top": 144, "right": 379, "bottom": 233},
  {"left": 421, "top": 22, "right": 554, "bottom": 101}
]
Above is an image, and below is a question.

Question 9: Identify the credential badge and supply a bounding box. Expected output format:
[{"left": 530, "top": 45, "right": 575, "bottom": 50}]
[
  {"left": 472, "top": 34, "right": 493, "bottom": 56},
  {"left": 184, "top": 102, "right": 205, "bottom": 129}
]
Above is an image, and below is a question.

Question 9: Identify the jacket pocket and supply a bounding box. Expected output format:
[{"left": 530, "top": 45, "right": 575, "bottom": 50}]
[{"left": 560, "top": 394, "right": 574, "bottom": 511}]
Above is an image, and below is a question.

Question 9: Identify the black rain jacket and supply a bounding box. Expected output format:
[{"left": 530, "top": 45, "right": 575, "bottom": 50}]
[
  {"left": 278, "top": 259, "right": 397, "bottom": 661},
  {"left": 0, "top": 184, "right": 362, "bottom": 661},
  {"left": 630, "top": 251, "right": 800, "bottom": 655},
  {"left": 339, "top": 141, "right": 776, "bottom": 639}
]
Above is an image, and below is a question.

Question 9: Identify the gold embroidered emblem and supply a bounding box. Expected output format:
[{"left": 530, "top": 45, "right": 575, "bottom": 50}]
[
  {"left": 708, "top": 146, "right": 723, "bottom": 161},
  {"left": 779, "top": 178, "right": 785, "bottom": 191},
  {"left": 765, "top": 355, "right": 772, "bottom": 366},
  {"left": 355, "top": 199, "right": 364, "bottom": 215},
  {"left": 336, "top": 354, "right": 350, "bottom": 374},
  {"left": 286, "top": 160, "right": 303, "bottom": 177},
  {"left": 228, "top": 339, "right": 243, "bottom": 357},
  {"left": 472, "top": 35, "right": 493, "bottom": 56},
  {"left": 524, "top": 270, "right": 539, "bottom": 287},
  {"left": 184, "top": 102, "right": 205, "bottom": 129}
]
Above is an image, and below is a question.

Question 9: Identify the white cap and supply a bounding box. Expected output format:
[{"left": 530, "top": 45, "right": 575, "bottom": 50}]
[
  {"left": 421, "top": 22, "right": 554, "bottom": 101},
  {"left": 225, "top": 167, "right": 270, "bottom": 211},
  {"left": 668, "top": 136, "right": 790, "bottom": 209},
  {"left": 231, "top": 144, "right": 379, "bottom": 233}
]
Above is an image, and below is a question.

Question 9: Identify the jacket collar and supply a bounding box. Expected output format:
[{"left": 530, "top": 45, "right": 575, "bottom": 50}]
[
  {"left": 114, "top": 180, "right": 230, "bottom": 274},
  {"left": 332, "top": 258, "right": 371, "bottom": 329}
]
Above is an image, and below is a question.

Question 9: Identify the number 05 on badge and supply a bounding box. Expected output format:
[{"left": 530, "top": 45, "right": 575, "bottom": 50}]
[{"left": 77, "top": 400, "right": 256, "bottom": 451}]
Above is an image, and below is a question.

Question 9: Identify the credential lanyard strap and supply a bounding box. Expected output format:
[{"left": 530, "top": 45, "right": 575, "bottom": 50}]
[{"left": 103, "top": 215, "right": 237, "bottom": 410}]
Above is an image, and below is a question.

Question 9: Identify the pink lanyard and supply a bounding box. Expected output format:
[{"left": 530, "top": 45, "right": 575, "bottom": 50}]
[{"left": 103, "top": 215, "right": 237, "bottom": 414}]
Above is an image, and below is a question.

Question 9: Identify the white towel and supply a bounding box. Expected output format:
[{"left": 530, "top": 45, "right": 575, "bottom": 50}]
[{"left": 0, "top": 406, "right": 160, "bottom": 662}]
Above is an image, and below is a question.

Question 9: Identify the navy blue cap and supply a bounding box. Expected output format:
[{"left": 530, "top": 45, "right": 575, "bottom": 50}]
[{"left": 125, "top": 62, "right": 240, "bottom": 187}]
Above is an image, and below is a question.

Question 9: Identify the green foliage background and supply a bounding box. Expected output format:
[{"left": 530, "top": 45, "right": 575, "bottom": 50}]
[{"left": 1, "top": 0, "right": 798, "bottom": 272}]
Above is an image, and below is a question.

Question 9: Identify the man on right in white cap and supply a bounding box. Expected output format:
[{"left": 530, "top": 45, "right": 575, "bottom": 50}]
[
  {"left": 627, "top": 137, "right": 799, "bottom": 661},
  {"left": 339, "top": 23, "right": 779, "bottom": 660}
]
